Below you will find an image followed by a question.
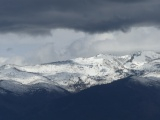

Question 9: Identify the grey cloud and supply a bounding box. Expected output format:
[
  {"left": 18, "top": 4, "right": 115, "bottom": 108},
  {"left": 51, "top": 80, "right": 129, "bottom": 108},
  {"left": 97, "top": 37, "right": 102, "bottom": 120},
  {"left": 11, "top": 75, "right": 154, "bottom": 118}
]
[
  {"left": 6, "top": 48, "right": 13, "bottom": 52},
  {"left": 0, "top": 0, "right": 160, "bottom": 34}
]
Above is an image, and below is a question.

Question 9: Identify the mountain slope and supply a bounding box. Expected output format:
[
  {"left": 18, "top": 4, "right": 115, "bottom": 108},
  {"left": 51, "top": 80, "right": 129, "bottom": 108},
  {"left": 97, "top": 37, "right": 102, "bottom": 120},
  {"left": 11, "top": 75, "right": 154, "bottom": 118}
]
[
  {"left": 0, "top": 51, "right": 160, "bottom": 93},
  {"left": 51, "top": 76, "right": 160, "bottom": 120},
  {"left": 1, "top": 77, "right": 160, "bottom": 120}
]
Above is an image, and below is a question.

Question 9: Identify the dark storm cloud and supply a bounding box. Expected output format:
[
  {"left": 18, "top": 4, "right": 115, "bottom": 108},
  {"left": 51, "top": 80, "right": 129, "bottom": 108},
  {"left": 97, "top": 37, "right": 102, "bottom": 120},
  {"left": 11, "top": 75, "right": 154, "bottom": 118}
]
[{"left": 0, "top": 0, "right": 160, "bottom": 33}]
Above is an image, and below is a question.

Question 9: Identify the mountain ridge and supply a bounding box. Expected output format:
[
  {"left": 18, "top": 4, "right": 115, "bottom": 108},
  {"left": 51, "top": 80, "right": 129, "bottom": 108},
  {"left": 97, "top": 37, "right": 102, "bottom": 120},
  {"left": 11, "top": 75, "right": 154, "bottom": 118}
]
[{"left": 0, "top": 50, "right": 160, "bottom": 94}]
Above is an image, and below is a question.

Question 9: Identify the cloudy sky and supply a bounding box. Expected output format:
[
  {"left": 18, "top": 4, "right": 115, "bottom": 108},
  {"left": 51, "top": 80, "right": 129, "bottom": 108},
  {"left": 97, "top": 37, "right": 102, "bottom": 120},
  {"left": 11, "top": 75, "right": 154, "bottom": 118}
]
[{"left": 0, "top": 0, "right": 160, "bottom": 65}]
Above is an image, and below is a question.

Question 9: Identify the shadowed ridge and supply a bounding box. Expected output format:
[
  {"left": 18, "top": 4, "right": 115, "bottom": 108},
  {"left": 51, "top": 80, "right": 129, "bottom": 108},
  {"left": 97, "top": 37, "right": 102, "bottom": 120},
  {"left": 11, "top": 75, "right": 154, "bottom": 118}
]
[{"left": 52, "top": 76, "right": 160, "bottom": 120}]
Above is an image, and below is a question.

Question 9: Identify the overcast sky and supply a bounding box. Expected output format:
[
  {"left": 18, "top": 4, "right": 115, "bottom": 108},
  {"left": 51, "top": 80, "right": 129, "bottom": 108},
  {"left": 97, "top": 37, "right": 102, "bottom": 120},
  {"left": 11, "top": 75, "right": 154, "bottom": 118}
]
[{"left": 0, "top": 0, "right": 160, "bottom": 65}]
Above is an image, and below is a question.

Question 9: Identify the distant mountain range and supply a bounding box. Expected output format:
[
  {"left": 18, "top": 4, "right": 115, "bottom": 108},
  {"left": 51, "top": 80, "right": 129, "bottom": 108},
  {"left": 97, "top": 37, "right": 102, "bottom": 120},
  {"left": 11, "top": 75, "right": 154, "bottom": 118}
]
[
  {"left": 1, "top": 51, "right": 160, "bottom": 120},
  {"left": 0, "top": 51, "right": 160, "bottom": 94}
]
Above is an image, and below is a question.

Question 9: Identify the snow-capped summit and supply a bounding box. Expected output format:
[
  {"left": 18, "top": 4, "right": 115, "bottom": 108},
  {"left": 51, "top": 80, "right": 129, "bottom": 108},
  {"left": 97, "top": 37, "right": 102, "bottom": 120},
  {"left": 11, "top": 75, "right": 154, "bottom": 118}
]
[{"left": 0, "top": 51, "right": 160, "bottom": 94}]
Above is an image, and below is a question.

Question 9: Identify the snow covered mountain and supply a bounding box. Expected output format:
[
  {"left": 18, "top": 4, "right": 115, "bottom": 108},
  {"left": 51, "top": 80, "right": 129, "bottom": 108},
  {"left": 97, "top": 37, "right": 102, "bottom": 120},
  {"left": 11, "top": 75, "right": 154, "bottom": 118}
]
[{"left": 0, "top": 51, "right": 160, "bottom": 94}]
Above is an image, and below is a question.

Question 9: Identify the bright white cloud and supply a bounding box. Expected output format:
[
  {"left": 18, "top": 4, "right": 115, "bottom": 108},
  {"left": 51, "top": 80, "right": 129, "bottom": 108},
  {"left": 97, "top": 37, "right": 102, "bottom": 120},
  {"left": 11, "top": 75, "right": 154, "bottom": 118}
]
[
  {"left": 0, "top": 26, "right": 160, "bottom": 65},
  {"left": 66, "top": 26, "right": 160, "bottom": 58}
]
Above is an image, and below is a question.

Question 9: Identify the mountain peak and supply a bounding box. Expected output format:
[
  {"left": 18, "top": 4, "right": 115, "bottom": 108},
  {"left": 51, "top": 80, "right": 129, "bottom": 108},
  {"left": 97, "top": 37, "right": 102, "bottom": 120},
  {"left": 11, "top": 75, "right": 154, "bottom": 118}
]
[{"left": 0, "top": 51, "right": 160, "bottom": 94}]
